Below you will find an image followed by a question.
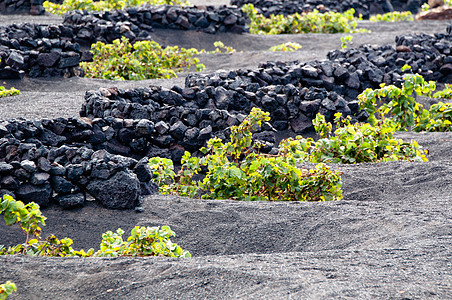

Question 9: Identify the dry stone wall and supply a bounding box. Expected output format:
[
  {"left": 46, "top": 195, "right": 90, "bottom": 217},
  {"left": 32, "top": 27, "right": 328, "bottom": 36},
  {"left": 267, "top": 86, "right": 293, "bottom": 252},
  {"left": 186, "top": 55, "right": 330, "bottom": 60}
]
[
  {"left": 230, "top": 0, "right": 428, "bottom": 18},
  {"left": 0, "top": 117, "right": 159, "bottom": 210},
  {"left": 63, "top": 5, "right": 247, "bottom": 35},
  {"left": 0, "top": 5, "right": 247, "bottom": 79},
  {"left": 0, "top": 0, "right": 45, "bottom": 15},
  {"left": 0, "top": 11, "right": 451, "bottom": 210}
]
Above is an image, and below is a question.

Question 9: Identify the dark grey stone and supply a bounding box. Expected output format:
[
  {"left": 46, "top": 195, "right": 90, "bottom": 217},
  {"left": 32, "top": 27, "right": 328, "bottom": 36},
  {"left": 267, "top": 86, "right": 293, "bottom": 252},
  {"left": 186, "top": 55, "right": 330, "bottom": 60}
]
[
  {"left": 290, "top": 113, "right": 314, "bottom": 133},
  {"left": 20, "top": 160, "right": 37, "bottom": 173},
  {"left": 1, "top": 176, "right": 19, "bottom": 190},
  {"left": 133, "top": 157, "right": 152, "bottom": 182},
  {"left": 345, "top": 72, "right": 361, "bottom": 89},
  {"left": 58, "top": 52, "right": 80, "bottom": 68},
  {"left": 37, "top": 52, "right": 60, "bottom": 67},
  {"left": 86, "top": 170, "right": 140, "bottom": 209},
  {"left": 135, "top": 119, "right": 154, "bottom": 136},
  {"left": 6, "top": 51, "right": 24, "bottom": 69},
  {"left": 56, "top": 193, "right": 84, "bottom": 209},
  {"left": 0, "top": 163, "right": 14, "bottom": 175},
  {"left": 253, "top": 131, "right": 276, "bottom": 144},
  {"left": 66, "top": 164, "right": 84, "bottom": 181},
  {"left": 30, "top": 172, "right": 50, "bottom": 186},
  {"left": 224, "top": 14, "right": 238, "bottom": 25},
  {"left": 155, "top": 121, "right": 170, "bottom": 135},
  {"left": 50, "top": 176, "right": 73, "bottom": 194},
  {"left": 199, "top": 125, "right": 212, "bottom": 140},
  {"left": 90, "top": 162, "right": 111, "bottom": 180},
  {"left": 321, "top": 98, "right": 336, "bottom": 111},
  {"left": 301, "top": 65, "right": 319, "bottom": 78},
  {"left": 16, "top": 183, "right": 52, "bottom": 206},
  {"left": 37, "top": 157, "right": 51, "bottom": 172},
  {"left": 214, "top": 86, "right": 231, "bottom": 110},
  {"left": 169, "top": 121, "right": 188, "bottom": 141}
]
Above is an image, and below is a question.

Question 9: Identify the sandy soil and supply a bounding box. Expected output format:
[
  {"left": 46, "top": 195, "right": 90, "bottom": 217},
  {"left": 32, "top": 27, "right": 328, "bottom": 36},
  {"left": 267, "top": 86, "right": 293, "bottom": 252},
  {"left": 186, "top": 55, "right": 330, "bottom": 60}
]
[{"left": 0, "top": 4, "right": 451, "bottom": 299}]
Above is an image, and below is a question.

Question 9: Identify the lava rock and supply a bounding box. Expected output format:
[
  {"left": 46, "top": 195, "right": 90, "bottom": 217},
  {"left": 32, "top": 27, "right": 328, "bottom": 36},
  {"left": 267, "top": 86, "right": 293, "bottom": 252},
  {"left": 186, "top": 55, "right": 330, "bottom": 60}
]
[
  {"left": 86, "top": 170, "right": 140, "bottom": 209},
  {"left": 55, "top": 193, "right": 84, "bottom": 209},
  {"left": 50, "top": 176, "right": 74, "bottom": 194},
  {"left": 290, "top": 113, "right": 314, "bottom": 133},
  {"left": 16, "top": 183, "right": 52, "bottom": 207}
]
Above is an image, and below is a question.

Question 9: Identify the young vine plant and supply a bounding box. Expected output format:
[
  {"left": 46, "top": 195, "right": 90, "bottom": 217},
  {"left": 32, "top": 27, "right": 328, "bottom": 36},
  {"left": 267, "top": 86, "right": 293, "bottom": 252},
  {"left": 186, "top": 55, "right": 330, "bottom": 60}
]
[
  {"left": 268, "top": 42, "right": 302, "bottom": 52},
  {"left": 149, "top": 107, "right": 343, "bottom": 202},
  {"left": 44, "top": 0, "right": 190, "bottom": 15},
  {"left": 358, "top": 65, "right": 452, "bottom": 132},
  {"left": 80, "top": 37, "right": 204, "bottom": 80},
  {"left": 0, "top": 194, "right": 191, "bottom": 258},
  {"left": 0, "top": 281, "right": 16, "bottom": 300},
  {"left": 242, "top": 4, "right": 366, "bottom": 35},
  {"left": 369, "top": 11, "right": 414, "bottom": 22}
]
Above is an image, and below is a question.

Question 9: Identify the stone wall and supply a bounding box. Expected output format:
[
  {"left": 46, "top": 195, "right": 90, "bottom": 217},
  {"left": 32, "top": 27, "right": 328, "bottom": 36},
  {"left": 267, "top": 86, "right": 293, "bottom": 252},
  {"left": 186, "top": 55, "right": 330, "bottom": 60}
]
[
  {"left": 0, "top": 0, "right": 46, "bottom": 15},
  {"left": 63, "top": 5, "right": 247, "bottom": 36},
  {"left": 0, "top": 4, "right": 248, "bottom": 79},
  {"left": 230, "top": 0, "right": 428, "bottom": 19},
  {"left": 0, "top": 23, "right": 86, "bottom": 79},
  {"left": 0, "top": 117, "right": 160, "bottom": 210}
]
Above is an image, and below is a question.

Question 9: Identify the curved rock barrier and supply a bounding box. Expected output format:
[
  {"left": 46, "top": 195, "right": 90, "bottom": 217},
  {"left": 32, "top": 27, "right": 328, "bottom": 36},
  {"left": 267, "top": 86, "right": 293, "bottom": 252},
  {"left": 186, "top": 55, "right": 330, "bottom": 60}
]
[
  {"left": 2, "top": 0, "right": 428, "bottom": 16},
  {"left": 0, "top": 4, "right": 247, "bottom": 79},
  {"left": 230, "top": 0, "right": 427, "bottom": 18},
  {"left": 0, "top": 101, "right": 274, "bottom": 209},
  {"left": 80, "top": 82, "right": 361, "bottom": 138},
  {"left": 0, "top": 0, "right": 46, "bottom": 15},
  {"left": 0, "top": 23, "right": 86, "bottom": 79},
  {"left": 63, "top": 5, "right": 247, "bottom": 36},
  {"left": 0, "top": 117, "right": 159, "bottom": 209},
  {"left": 328, "top": 31, "right": 452, "bottom": 83}
]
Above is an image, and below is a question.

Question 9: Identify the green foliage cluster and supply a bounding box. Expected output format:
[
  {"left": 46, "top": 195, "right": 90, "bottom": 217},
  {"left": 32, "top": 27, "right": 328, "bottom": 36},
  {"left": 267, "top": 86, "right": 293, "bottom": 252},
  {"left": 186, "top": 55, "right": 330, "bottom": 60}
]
[
  {"left": 149, "top": 108, "right": 343, "bottom": 201},
  {"left": 0, "top": 60, "right": 20, "bottom": 98},
  {"left": 422, "top": 0, "right": 452, "bottom": 10},
  {"left": 358, "top": 67, "right": 452, "bottom": 132},
  {"left": 43, "top": 0, "right": 189, "bottom": 15},
  {"left": 242, "top": 4, "right": 365, "bottom": 35},
  {"left": 0, "top": 281, "right": 16, "bottom": 300},
  {"left": 200, "top": 41, "right": 237, "bottom": 54},
  {"left": 421, "top": 3, "right": 431, "bottom": 11},
  {"left": 0, "top": 194, "right": 190, "bottom": 258},
  {"left": 80, "top": 37, "right": 204, "bottom": 80},
  {"left": 369, "top": 11, "right": 414, "bottom": 22},
  {"left": 148, "top": 106, "right": 431, "bottom": 200},
  {"left": 432, "top": 83, "right": 452, "bottom": 99},
  {"left": 0, "top": 86, "right": 19, "bottom": 98},
  {"left": 268, "top": 42, "right": 302, "bottom": 52},
  {"left": 416, "top": 101, "right": 452, "bottom": 132},
  {"left": 299, "top": 113, "right": 428, "bottom": 163},
  {"left": 340, "top": 35, "right": 353, "bottom": 49}
]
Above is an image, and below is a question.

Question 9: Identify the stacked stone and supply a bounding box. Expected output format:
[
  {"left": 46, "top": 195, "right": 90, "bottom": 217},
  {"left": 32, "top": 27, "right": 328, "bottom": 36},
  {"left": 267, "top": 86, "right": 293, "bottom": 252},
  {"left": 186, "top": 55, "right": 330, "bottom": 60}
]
[
  {"left": 185, "top": 60, "right": 368, "bottom": 100},
  {"left": 230, "top": 0, "right": 427, "bottom": 18},
  {"left": 80, "top": 86, "right": 278, "bottom": 155},
  {"left": 0, "top": 23, "right": 87, "bottom": 79},
  {"left": 231, "top": 0, "right": 371, "bottom": 18},
  {"left": 0, "top": 4, "right": 248, "bottom": 79},
  {"left": 63, "top": 5, "right": 247, "bottom": 36},
  {"left": 328, "top": 32, "right": 452, "bottom": 83},
  {"left": 183, "top": 29, "right": 452, "bottom": 97},
  {"left": 0, "top": 118, "right": 158, "bottom": 209},
  {"left": 0, "top": 0, "right": 44, "bottom": 15},
  {"left": 81, "top": 70, "right": 363, "bottom": 134}
]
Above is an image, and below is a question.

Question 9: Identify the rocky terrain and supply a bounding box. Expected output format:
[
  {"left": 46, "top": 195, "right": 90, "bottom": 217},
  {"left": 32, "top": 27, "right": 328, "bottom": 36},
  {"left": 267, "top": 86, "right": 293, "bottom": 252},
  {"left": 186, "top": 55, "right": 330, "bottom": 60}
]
[{"left": 0, "top": 0, "right": 451, "bottom": 299}]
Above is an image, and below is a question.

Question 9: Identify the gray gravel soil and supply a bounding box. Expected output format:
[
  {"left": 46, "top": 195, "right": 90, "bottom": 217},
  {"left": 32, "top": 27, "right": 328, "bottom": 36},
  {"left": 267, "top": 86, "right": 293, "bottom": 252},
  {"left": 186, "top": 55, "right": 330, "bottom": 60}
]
[{"left": 0, "top": 3, "right": 451, "bottom": 299}]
